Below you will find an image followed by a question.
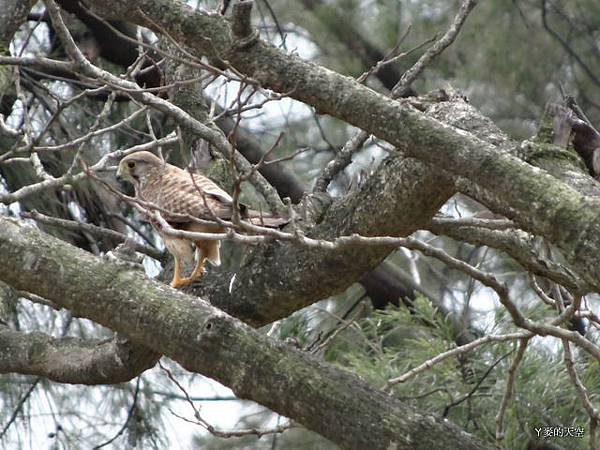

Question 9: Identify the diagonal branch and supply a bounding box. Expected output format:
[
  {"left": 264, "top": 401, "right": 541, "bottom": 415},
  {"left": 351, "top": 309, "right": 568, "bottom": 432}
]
[
  {"left": 313, "top": 0, "right": 478, "bottom": 192},
  {"left": 43, "top": 0, "right": 285, "bottom": 215},
  {"left": 0, "top": 216, "right": 494, "bottom": 450},
  {"left": 76, "top": 0, "right": 600, "bottom": 298}
]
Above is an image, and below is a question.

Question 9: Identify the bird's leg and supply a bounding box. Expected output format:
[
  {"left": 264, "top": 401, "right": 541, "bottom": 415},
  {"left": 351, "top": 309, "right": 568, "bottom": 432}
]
[
  {"left": 170, "top": 256, "right": 188, "bottom": 288},
  {"left": 170, "top": 254, "right": 206, "bottom": 288},
  {"left": 188, "top": 255, "right": 206, "bottom": 282}
]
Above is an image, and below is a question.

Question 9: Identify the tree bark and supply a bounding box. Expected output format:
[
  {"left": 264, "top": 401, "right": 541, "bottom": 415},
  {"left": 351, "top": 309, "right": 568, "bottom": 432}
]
[
  {"left": 80, "top": 0, "right": 600, "bottom": 293},
  {"left": 186, "top": 153, "right": 452, "bottom": 326},
  {"left": 0, "top": 326, "right": 158, "bottom": 384},
  {"left": 0, "top": 216, "right": 494, "bottom": 450},
  {"left": 2, "top": 2, "right": 599, "bottom": 448}
]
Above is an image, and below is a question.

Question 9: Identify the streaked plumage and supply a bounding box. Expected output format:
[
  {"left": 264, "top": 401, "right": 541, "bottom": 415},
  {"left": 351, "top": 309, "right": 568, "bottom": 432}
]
[{"left": 116, "top": 151, "right": 284, "bottom": 288}]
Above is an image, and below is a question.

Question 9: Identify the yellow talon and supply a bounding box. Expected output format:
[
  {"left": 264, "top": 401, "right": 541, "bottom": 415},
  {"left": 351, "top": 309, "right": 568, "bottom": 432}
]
[
  {"left": 170, "top": 256, "right": 206, "bottom": 288},
  {"left": 188, "top": 256, "right": 206, "bottom": 280}
]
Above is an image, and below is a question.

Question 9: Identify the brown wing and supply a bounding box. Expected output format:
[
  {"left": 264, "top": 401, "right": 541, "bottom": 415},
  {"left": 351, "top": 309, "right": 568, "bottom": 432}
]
[{"left": 140, "top": 164, "right": 234, "bottom": 223}]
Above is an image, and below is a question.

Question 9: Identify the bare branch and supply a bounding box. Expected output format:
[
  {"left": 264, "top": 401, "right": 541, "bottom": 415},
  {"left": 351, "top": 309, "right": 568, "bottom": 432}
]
[
  {"left": 42, "top": 0, "right": 285, "bottom": 214},
  {"left": 32, "top": 106, "right": 147, "bottom": 152},
  {"left": 0, "top": 325, "right": 158, "bottom": 384},
  {"left": 313, "top": 0, "right": 479, "bottom": 193},
  {"left": 386, "top": 332, "right": 528, "bottom": 389},
  {"left": 540, "top": 0, "right": 600, "bottom": 88},
  {"left": 0, "top": 134, "right": 176, "bottom": 205},
  {"left": 160, "top": 361, "right": 295, "bottom": 438},
  {"left": 0, "top": 378, "right": 40, "bottom": 439},
  {"left": 0, "top": 215, "right": 495, "bottom": 450},
  {"left": 495, "top": 338, "right": 529, "bottom": 446},
  {"left": 21, "top": 210, "right": 164, "bottom": 260},
  {"left": 562, "top": 339, "right": 599, "bottom": 449},
  {"left": 392, "top": 0, "right": 479, "bottom": 97},
  {"left": 92, "top": 376, "right": 142, "bottom": 449},
  {"left": 442, "top": 350, "right": 514, "bottom": 418}
]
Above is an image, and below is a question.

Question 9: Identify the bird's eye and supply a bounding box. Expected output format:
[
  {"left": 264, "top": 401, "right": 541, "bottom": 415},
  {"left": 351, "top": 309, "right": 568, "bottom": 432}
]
[{"left": 127, "top": 161, "right": 135, "bottom": 169}]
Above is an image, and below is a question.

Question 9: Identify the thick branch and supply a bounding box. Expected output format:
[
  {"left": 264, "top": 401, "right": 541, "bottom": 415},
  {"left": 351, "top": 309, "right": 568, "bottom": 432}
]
[
  {"left": 78, "top": 0, "right": 600, "bottom": 293},
  {"left": 0, "top": 0, "right": 37, "bottom": 44},
  {"left": 0, "top": 326, "right": 159, "bottom": 384},
  {"left": 0, "top": 216, "right": 493, "bottom": 450},
  {"left": 161, "top": 53, "right": 454, "bottom": 323},
  {"left": 186, "top": 153, "right": 453, "bottom": 326},
  {"left": 187, "top": 97, "right": 600, "bottom": 324}
]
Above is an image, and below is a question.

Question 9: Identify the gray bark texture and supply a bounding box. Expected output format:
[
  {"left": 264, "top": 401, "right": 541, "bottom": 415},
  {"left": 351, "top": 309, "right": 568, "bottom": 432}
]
[
  {"left": 0, "top": 217, "right": 494, "bottom": 450},
  {"left": 78, "top": 0, "right": 600, "bottom": 300},
  {"left": 0, "top": 326, "right": 159, "bottom": 384},
  {"left": 3, "top": 1, "right": 600, "bottom": 449}
]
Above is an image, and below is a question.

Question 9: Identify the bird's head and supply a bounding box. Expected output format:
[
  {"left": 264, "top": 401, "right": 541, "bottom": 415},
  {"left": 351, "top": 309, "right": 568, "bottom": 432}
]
[{"left": 116, "top": 151, "right": 163, "bottom": 187}]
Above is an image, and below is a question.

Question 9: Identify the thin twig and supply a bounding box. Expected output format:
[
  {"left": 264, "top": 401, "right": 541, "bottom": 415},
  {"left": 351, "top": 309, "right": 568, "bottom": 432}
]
[
  {"left": 356, "top": 25, "right": 436, "bottom": 85},
  {"left": 386, "top": 332, "right": 527, "bottom": 389},
  {"left": 21, "top": 210, "right": 163, "bottom": 260},
  {"left": 541, "top": 0, "right": 600, "bottom": 88},
  {"left": 159, "top": 361, "right": 294, "bottom": 438},
  {"left": 310, "top": 301, "right": 366, "bottom": 355},
  {"left": 392, "top": 0, "right": 479, "bottom": 97},
  {"left": 443, "top": 349, "right": 514, "bottom": 417},
  {"left": 0, "top": 379, "right": 41, "bottom": 439},
  {"left": 32, "top": 107, "right": 147, "bottom": 152},
  {"left": 313, "top": 0, "right": 479, "bottom": 192},
  {"left": 495, "top": 338, "right": 529, "bottom": 446},
  {"left": 431, "top": 215, "right": 516, "bottom": 230},
  {"left": 562, "top": 338, "right": 599, "bottom": 450},
  {"left": 93, "top": 376, "right": 142, "bottom": 449}
]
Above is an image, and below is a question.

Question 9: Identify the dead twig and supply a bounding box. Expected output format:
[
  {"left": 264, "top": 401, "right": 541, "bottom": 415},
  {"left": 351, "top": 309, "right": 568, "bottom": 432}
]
[
  {"left": 159, "top": 361, "right": 294, "bottom": 438},
  {"left": 495, "top": 338, "right": 529, "bottom": 446},
  {"left": 313, "top": 0, "right": 479, "bottom": 193}
]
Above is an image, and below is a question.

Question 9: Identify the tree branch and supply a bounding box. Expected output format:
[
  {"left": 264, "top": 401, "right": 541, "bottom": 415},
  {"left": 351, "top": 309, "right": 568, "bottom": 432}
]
[
  {"left": 0, "top": 325, "right": 159, "bottom": 385},
  {"left": 70, "top": 0, "right": 600, "bottom": 292},
  {"left": 0, "top": 216, "right": 494, "bottom": 450}
]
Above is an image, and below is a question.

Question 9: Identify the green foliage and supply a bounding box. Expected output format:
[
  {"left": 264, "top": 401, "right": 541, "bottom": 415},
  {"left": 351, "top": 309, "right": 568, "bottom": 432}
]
[
  {"left": 325, "top": 296, "right": 460, "bottom": 387},
  {"left": 3, "top": 0, "right": 600, "bottom": 448},
  {"left": 324, "top": 296, "right": 594, "bottom": 449}
]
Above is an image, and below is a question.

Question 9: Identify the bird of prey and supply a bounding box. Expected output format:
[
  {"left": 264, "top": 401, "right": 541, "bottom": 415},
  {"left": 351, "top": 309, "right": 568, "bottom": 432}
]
[{"left": 116, "top": 151, "right": 285, "bottom": 288}]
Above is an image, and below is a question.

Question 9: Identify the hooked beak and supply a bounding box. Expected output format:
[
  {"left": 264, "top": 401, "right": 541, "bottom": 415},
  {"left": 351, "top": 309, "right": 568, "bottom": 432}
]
[{"left": 115, "top": 164, "right": 124, "bottom": 182}]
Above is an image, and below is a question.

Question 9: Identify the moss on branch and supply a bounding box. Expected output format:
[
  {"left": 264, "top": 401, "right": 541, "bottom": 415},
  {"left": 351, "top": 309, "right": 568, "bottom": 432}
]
[{"left": 0, "top": 216, "right": 494, "bottom": 450}]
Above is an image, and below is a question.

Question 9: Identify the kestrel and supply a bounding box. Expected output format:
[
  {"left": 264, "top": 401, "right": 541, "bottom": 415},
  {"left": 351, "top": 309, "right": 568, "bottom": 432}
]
[{"left": 116, "top": 151, "right": 285, "bottom": 288}]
